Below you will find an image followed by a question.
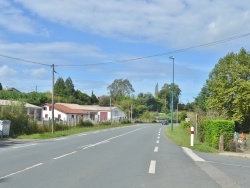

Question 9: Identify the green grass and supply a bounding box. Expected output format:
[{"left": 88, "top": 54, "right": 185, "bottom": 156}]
[
  {"left": 17, "top": 124, "right": 132, "bottom": 139},
  {"left": 165, "top": 126, "right": 218, "bottom": 153}
]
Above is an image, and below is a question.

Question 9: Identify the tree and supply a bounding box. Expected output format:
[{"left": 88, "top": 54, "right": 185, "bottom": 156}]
[
  {"left": 0, "top": 83, "right": 2, "bottom": 90},
  {"left": 98, "top": 95, "right": 110, "bottom": 106},
  {"left": 54, "top": 77, "right": 66, "bottom": 97},
  {"left": 107, "top": 79, "right": 135, "bottom": 100},
  {"left": 158, "top": 83, "right": 181, "bottom": 112},
  {"left": 155, "top": 83, "right": 159, "bottom": 98},
  {"left": 65, "top": 77, "right": 75, "bottom": 96},
  {"left": 90, "top": 90, "right": 99, "bottom": 104},
  {"left": 206, "top": 48, "right": 250, "bottom": 131}
]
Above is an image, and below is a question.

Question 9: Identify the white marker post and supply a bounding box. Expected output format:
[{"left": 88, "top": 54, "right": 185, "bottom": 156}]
[{"left": 190, "top": 126, "right": 194, "bottom": 146}]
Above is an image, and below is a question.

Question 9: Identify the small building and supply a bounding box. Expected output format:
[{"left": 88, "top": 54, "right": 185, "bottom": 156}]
[
  {"left": 0, "top": 99, "right": 42, "bottom": 121},
  {"left": 41, "top": 103, "right": 89, "bottom": 123},
  {"left": 54, "top": 103, "right": 126, "bottom": 122}
]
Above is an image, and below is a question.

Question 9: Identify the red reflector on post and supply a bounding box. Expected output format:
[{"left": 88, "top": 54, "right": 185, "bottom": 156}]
[{"left": 190, "top": 131, "right": 195, "bottom": 134}]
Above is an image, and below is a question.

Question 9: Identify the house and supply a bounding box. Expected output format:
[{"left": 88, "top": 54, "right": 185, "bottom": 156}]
[
  {"left": 41, "top": 103, "right": 89, "bottom": 123},
  {"left": 56, "top": 103, "right": 126, "bottom": 122},
  {"left": 0, "top": 100, "right": 42, "bottom": 121},
  {"left": 42, "top": 103, "right": 126, "bottom": 123}
]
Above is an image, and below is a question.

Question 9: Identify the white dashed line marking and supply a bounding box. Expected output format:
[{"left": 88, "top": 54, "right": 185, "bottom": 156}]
[
  {"left": 154, "top": 147, "right": 159, "bottom": 152},
  {"left": 156, "top": 140, "right": 159, "bottom": 143},
  {"left": 53, "top": 151, "right": 77, "bottom": 160},
  {"left": 0, "top": 163, "right": 43, "bottom": 180},
  {"left": 149, "top": 160, "right": 156, "bottom": 174}
]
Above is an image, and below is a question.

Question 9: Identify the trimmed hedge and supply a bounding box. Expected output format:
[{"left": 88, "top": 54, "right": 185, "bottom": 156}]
[
  {"left": 204, "top": 119, "right": 234, "bottom": 149},
  {"left": 180, "top": 121, "right": 190, "bottom": 128}
]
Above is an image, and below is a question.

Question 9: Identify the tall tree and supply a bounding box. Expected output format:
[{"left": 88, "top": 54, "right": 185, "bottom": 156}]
[
  {"left": 107, "top": 79, "right": 135, "bottom": 99},
  {"left": 206, "top": 48, "right": 250, "bottom": 131},
  {"left": 90, "top": 90, "right": 99, "bottom": 104},
  {"left": 155, "top": 83, "right": 159, "bottom": 98},
  {"left": 0, "top": 83, "right": 2, "bottom": 90},
  {"left": 65, "top": 77, "right": 75, "bottom": 96},
  {"left": 54, "top": 77, "right": 65, "bottom": 96}
]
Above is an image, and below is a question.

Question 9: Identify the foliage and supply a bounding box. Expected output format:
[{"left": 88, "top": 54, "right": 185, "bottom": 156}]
[
  {"left": 107, "top": 79, "right": 135, "bottom": 99},
  {"left": 158, "top": 83, "right": 181, "bottom": 112},
  {"left": 165, "top": 126, "right": 218, "bottom": 153},
  {"left": 205, "top": 48, "right": 250, "bottom": 131},
  {"left": 0, "top": 83, "right": 2, "bottom": 90},
  {"left": 203, "top": 119, "right": 234, "bottom": 149},
  {"left": 180, "top": 121, "right": 190, "bottom": 128},
  {"left": 78, "top": 119, "right": 94, "bottom": 127},
  {"left": 121, "top": 119, "right": 131, "bottom": 124},
  {"left": 179, "top": 111, "right": 187, "bottom": 121}
]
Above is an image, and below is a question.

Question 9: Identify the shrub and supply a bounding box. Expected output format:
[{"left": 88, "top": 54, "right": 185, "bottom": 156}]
[
  {"left": 78, "top": 120, "right": 94, "bottom": 127},
  {"left": 180, "top": 121, "right": 190, "bottom": 128},
  {"left": 204, "top": 119, "right": 234, "bottom": 149},
  {"left": 121, "top": 119, "right": 131, "bottom": 124},
  {"left": 99, "top": 121, "right": 111, "bottom": 126}
]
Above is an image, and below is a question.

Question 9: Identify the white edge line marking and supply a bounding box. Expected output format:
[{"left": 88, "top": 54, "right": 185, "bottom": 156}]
[
  {"left": 0, "top": 163, "right": 43, "bottom": 180},
  {"left": 78, "top": 144, "right": 92, "bottom": 149},
  {"left": 182, "top": 147, "right": 205, "bottom": 162},
  {"left": 53, "top": 151, "right": 77, "bottom": 160},
  {"left": 78, "top": 133, "right": 87, "bottom": 136},
  {"left": 55, "top": 137, "right": 67, "bottom": 141},
  {"left": 154, "top": 147, "right": 159, "bottom": 152},
  {"left": 149, "top": 160, "right": 156, "bottom": 174},
  {"left": 12, "top": 143, "right": 37, "bottom": 149}
]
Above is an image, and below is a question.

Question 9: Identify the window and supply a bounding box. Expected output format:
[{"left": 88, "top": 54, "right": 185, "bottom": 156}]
[
  {"left": 45, "top": 114, "right": 48, "bottom": 118},
  {"left": 43, "top": 107, "right": 47, "bottom": 111},
  {"left": 58, "top": 114, "right": 61, "bottom": 119},
  {"left": 49, "top": 107, "right": 52, "bottom": 111}
]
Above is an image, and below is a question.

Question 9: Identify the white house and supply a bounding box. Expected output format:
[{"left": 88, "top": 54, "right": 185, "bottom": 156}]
[
  {"left": 41, "top": 103, "right": 89, "bottom": 122},
  {"left": 55, "top": 103, "right": 126, "bottom": 122}
]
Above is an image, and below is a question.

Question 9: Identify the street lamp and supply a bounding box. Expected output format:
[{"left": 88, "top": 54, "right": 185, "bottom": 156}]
[{"left": 169, "top": 56, "right": 174, "bottom": 131}]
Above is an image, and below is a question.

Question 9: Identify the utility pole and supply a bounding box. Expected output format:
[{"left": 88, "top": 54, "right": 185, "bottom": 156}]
[
  {"left": 52, "top": 64, "right": 55, "bottom": 133},
  {"left": 110, "top": 90, "right": 112, "bottom": 125}
]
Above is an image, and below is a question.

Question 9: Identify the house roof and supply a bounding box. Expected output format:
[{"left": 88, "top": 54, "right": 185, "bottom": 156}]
[
  {"left": 0, "top": 100, "right": 42, "bottom": 109},
  {"left": 43, "top": 103, "right": 88, "bottom": 115},
  {"left": 57, "top": 103, "right": 117, "bottom": 111}
]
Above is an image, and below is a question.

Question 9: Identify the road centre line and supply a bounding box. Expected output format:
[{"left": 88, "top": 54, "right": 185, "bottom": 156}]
[
  {"left": 156, "top": 140, "right": 159, "bottom": 143},
  {"left": 154, "top": 147, "right": 159, "bottom": 152},
  {"left": 148, "top": 160, "right": 156, "bottom": 174},
  {"left": 53, "top": 151, "right": 77, "bottom": 160},
  {"left": 0, "top": 163, "right": 43, "bottom": 180},
  {"left": 157, "top": 136, "right": 160, "bottom": 139}
]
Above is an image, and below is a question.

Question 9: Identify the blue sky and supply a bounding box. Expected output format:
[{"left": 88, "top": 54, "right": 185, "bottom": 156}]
[{"left": 0, "top": 0, "right": 250, "bottom": 103}]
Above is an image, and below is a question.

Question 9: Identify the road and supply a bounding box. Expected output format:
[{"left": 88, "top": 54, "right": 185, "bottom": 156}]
[{"left": 0, "top": 124, "right": 249, "bottom": 188}]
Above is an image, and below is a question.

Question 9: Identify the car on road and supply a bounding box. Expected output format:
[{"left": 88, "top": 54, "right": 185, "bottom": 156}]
[{"left": 162, "top": 120, "right": 169, "bottom": 125}]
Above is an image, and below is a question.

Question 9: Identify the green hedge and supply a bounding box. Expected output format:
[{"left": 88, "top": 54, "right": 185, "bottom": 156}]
[{"left": 204, "top": 119, "right": 234, "bottom": 149}]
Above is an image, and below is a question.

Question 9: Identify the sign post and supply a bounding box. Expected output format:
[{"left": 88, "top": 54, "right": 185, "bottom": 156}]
[{"left": 190, "top": 126, "right": 194, "bottom": 146}]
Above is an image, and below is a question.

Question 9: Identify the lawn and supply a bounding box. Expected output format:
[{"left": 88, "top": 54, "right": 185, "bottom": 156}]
[
  {"left": 165, "top": 125, "right": 218, "bottom": 153},
  {"left": 18, "top": 124, "right": 132, "bottom": 139}
]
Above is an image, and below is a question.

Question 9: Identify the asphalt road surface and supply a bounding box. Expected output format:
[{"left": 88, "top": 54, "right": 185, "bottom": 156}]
[{"left": 0, "top": 124, "right": 249, "bottom": 188}]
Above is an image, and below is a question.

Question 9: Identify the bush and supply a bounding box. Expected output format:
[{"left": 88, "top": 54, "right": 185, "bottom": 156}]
[
  {"left": 99, "top": 121, "right": 111, "bottom": 126},
  {"left": 180, "top": 121, "right": 190, "bottom": 128},
  {"left": 204, "top": 119, "right": 234, "bottom": 149},
  {"left": 78, "top": 120, "right": 94, "bottom": 127},
  {"left": 121, "top": 119, "right": 131, "bottom": 124}
]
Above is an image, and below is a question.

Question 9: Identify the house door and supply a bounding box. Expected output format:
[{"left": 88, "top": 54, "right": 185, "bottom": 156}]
[{"left": 100, "top": 112, "right": 107, "bottom": 121}]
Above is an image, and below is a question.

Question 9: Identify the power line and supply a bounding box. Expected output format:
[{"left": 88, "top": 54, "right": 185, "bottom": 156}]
[
  {"left": 59, "top": 32, "right": 250, "bottom": 66},
  {"left": 0, "top": 54, "right": 51, "bottom": 66},
  {"left": 0, "top": 32, "right": 250, "bottom": 67}
]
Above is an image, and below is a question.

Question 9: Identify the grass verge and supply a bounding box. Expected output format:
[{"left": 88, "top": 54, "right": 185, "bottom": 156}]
[
  {"left": 165, "top": 125, "right": 218, "bottom": 153},
  {"left": 18, "top": 124, "right": 132, "bottom": 139}
]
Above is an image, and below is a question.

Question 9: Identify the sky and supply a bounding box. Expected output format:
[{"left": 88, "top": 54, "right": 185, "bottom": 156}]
[{"left": 0, "top": 0, "right": 250, "bottom": 103}]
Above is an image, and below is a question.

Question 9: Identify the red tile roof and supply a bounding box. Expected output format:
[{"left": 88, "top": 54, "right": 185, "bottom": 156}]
[{"left": 42, "top": 103, "right": 88, "bottom": 115}]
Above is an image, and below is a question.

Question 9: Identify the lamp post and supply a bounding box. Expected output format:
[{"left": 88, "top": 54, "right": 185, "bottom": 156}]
[{"left": 169, "top": 56, "right": 174, "bottom": 131}]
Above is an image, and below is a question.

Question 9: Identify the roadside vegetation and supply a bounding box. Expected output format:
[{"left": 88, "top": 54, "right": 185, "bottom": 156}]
[{"left": 165, "top": 125, "right": 218, "bottom": 153}]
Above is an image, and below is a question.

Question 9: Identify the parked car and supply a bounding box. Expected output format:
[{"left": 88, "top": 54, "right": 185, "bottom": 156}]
[{"left": 162, "top": 120, "right": 169, "bottom": 125}]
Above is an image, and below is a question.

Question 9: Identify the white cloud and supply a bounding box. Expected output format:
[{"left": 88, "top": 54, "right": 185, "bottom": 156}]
[
  {"left": 0, "top": 0, "right": 36, "bottom": 34},
  {"left": 12, "top": 0, "right": 250, "bottom": 47},
  {"left": 23, "top": 68, "right": 48, "bottom": 78},
  {"left": 0, "top": 65, "right": 17, "bottom": 77}
]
